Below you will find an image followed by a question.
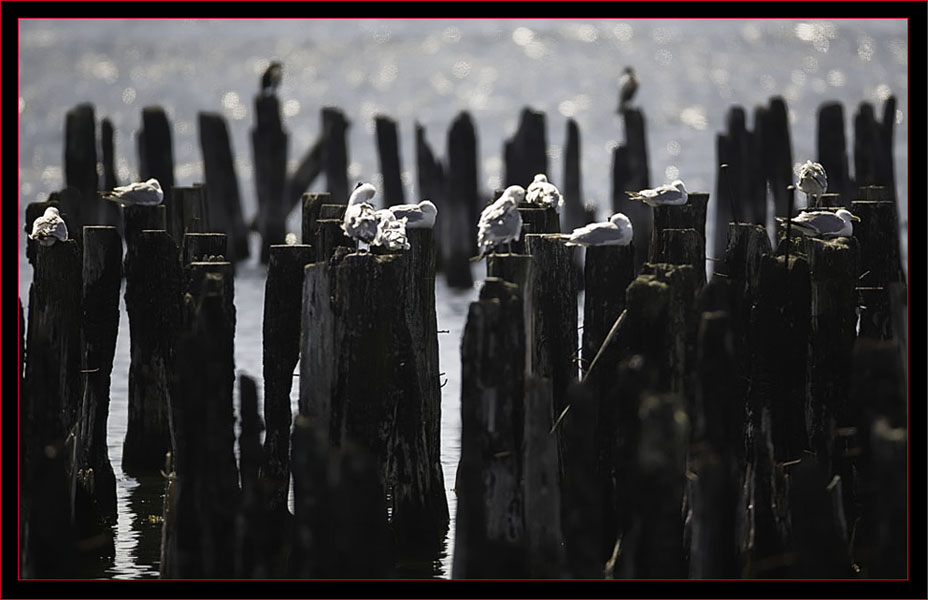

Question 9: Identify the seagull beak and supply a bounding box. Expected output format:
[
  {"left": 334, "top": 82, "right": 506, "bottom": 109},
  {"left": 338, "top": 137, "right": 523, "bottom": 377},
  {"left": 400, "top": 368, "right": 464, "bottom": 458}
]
[{"left": 851, "top": 215, "right": 861, "bottom": 222}]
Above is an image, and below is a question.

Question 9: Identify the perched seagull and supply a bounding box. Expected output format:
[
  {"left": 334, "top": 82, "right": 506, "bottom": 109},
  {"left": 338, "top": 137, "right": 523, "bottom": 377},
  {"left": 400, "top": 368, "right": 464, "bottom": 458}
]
[
  {"left": 797, "top": 160, "right": 828, "bottom": 206},
  {"left": 101, "top": 178, "right": 164, "bottom": 206},
  {"left": 625, "top": 179, "right": 688, "bottom": 207},
  {"left": 29, "top": 206, "right": 68, "bottom": 246},
  {"left": 382, "top": 200, "right": 438, "bottom": 229},
  {"left": 341, "top": 182, "right": 381, "bottom": 251},
  {"left": 617, "top": 66, "right": 639, "bottom": 114},
  {"left": 525, "top": 174, "right": 564, "bottom": 213},
  {"left": 563, "top": 213, "right": 633, "bottom": 247},
  {"left": 261, "top": 61, "right": 283, "bottom": 96},
  {"left": 777, "top": 208, "right": 860, "bottom": 239},
  {"left": 373, "top": 213, "right": 411, "bottom": 251},
  {"left": 476, "top": 185, "right": 526, "bottom": 257}
]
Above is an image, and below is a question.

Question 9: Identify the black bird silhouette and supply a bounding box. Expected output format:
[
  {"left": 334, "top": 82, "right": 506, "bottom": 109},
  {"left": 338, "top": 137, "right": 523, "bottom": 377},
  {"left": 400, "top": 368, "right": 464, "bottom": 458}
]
[
  {"left": 261, "top": 61, "right": 283, "bottom": 95},
  {"left": 617, "top": 66, "right": 638, "bottom": 114}
]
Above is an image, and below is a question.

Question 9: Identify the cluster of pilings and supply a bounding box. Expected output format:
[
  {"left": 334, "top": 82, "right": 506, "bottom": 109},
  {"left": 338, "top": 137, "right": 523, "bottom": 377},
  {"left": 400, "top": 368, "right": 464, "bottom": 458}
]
[{"left": 19, "top": 84, "right": 905, "bottom": 580}]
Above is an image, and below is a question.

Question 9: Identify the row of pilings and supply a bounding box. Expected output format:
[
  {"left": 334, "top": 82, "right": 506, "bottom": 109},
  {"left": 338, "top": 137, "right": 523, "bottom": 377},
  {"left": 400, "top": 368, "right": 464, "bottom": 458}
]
[{"left": 20, "top": 90, "right": 905, "bottom": 580}]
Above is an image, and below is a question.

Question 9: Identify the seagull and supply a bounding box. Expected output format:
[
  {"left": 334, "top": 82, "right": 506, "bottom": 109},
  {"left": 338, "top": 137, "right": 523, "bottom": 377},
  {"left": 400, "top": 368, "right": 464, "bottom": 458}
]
[
  {"left": 29, "top": 206, "right": 68, "bottom": 246},
  {"left": 563, "top": 213, "right": 633, "bottom": 247},
  {"left": 341, "top": 182, "right": 381, "bottom": 251},
  {"left": 373, "top": 213, "right": 411, "bottom": 251},
  {"left": 261, "top": 61, "right": 283, "bottom": 96},
  {"left": 777, "top": 208, "right": 860, "bottom": 239},
  {"left": 101, "top": 178, "right": 164, "bottom": 206},
  {"left": 525, "top": 174, "right": 564, "bottom": 213},
  {"left": 617, "top": 66, "right": 639, "bottom": 114},
  {"left": 625, "top": 179, "right": 688, "bottom": 207},
  {"left": 797, "top": 160, "right": 828, "bottom": 206},
  {"left": 475, "top": 185, "right": 526, "bottom": 258},
  {"left": 382, "top": 200, "right": 438, "bottom": 229}
]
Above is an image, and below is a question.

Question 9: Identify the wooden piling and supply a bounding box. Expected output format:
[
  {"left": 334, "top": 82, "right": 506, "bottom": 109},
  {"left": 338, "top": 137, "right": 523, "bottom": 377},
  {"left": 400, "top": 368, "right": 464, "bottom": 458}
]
[
  {"left": 322, "top": 106, "right": 350, "bottom": 207},
  {"left": 182, "top": 232, "right": 228, "bottom": 265},
  {"left": 504, "top": 107, "right": 548, "bottom": 189},
  {"left": 285, "top": 138, "right": 324, "bottom": 216},
  {"left": 581, "top": 243, "right": 636, "bottom": 374},
  {"left": 453, "top": 278, "right": 527, "bottom": 578},
  {"left": 64, "top": 103, "right": 97, "bottom": 232},
  {"left": 522, "top": 375, "right": 565, "bottom": 578},
  {"left": 301, "top": 192, "right": 330, "bottom": 245},
  {"left": 443, "top": 111, "right": 479, "bottom": 288},
  {"left": 262, "top": 244, "right": 313, "bottom": 512},
  {"left": 817, "top": 102, "right": 853, "bottom": 207},
  {"left": 99, "top": 118, "right": 122, "bottom": 228},
  {"left": 169, "top": 185, "right": 210, "bottom": 244},
  {"left": 854, "top": 97, "right": 896, "bottom": 202},
  {"left": 415, "top": 122, "right": 446, "bottom": 272},
  {"left": 72, "top": 226, "right": 122, "bottom": 540},
  {"left": 137, "top": 106, "right": 175, "bottom": 234},
  {"left": 758, "top": 97, "right": 794, "bottom": 220},
  {"left": 252, "top": 93, "right": 289, "bottom": 263},
  {"left": 313, "top": 218, "right": 354, "bottom": 262},
  {"left": 611, "top": 107, "right": 651, "bottom": 271},
  {"left": 787, "top": 462, "right": 854, "bottom": 577},
  {"left": 198, "top": 111, "right": 250, "bottom": 262},
  {"left": 163, "top": 264, "right": 239, "bottom": 578},
  {"left": 122, "top": 230, "right": 181, "bottom": 475},
  {"left": 122, "top": 204, "right": 167, "bottom": 256},
  {"left": 648, "top": 192, "right": 708, "bottom": 264},
  {"left": 319, "top": 203, "right": 348, "bottom": 220},
  {"left": 561, "top": 118, "right": 587, "bottom": 236},
  {"left": 375, "top": 115, "right": 405, "bottom": 208}
]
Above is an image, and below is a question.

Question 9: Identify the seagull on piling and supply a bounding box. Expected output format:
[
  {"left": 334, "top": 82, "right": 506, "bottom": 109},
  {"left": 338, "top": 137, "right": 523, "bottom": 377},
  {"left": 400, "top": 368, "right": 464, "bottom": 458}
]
[
  {"left": 373, "top": 212, "right": 411, "bottom": 251},
  {"left": 475, "top": 185, "right": 526, "bottom": 258},
  {"left": 562, "top": 213, "right": 633, "bottom": 247},
  {"left": 796, "top": 160, "right": 828, "bottom": 207},
  {"left": 341, "top": 182, "right": 381, "bottom": 252},
  {"left": 625, "top": 179, "right": 688, "bottom": 207},
  {"left": 525, "top": 174, "right": 564, "bottom": 213},
  {"left": 261, "top": 61, "right": 283, "bottom": 96},
  {"left": 776, "top": 208, "right": 860, "bottom": 240},
  {"left": 617, "top": 66, "right": 639, "bottom": 114},
  {"left": 29, "top": 206, "right": 68, "bottom": 246},
  {"left": 381, "top": 200, "right": 438, "bottom": 229},
  {"left": 101, "top": 178, "right": 164, "bottom": 207}
]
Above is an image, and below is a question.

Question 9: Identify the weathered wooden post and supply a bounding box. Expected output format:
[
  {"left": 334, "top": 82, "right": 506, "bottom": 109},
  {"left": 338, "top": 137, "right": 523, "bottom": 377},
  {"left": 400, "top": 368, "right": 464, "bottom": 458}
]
[
  {"left": 285, "top": 137, "right": 324, "bottom": 217},
  {"left": 322, "top": 106, "right": 350, "bottom": 207},
  {"left": 122, "top": 203, "right": 167, "bottom": 258},
  {"left": 854, "top": 97, "right": 896, "bottom": 202},
  {"left": 252, "top": 93, "right": 289, "bottom": 263},
  {"left": 163, "top": 262, "right": 239, "bottom": 578},
  {"left": 137, "top": 106, "right": 175, "bottom": 226},
  {"left": 758, "top": 97, "right": 794, "bottom": 220},
  {"left": 301, "top": 192, "right": 330, "bottom": 245},
  {"left": 261, "top": 244, "right": 313, "bottom": 513},
  {"left": 64, "top": 103, "right": 97, "bottom": 232},
  {"left": 561, "top": 118, "right": 588, "bottom": 236},
  {"left": 313, "top": 218, "right": 354, "bottom": 262},
  {"left": 72, "top": 226, "right": 122, "bottom": 540},
  {"left": 611, "top": 107, "right": 651, "bottom": 271},
  {"left": 787, "top": 461, "right": 854, "bottom": 578},
  {"left": 817, "top": 101, "right": 853, "bottom": 207},
  {"left": 99, "top": 117, "right": 122, "bottom": 227},
  {"left": 199, "top": 111, "right": 249, "bottom": 262},
  {"left": 443, "top": 111, "right": 479, "bottom": 288},
  {"left": 581, "top": 243, "right": 636, "bottom": 374},
  {"left": 806, "top": 236, "right": 860, "bottom": 466},
  {"left": 182, "top": 232, "right": 228, "bottom": 265},
  {"left": 522, "top": 375, "right": 565, "bottom": 578},
  {"left": 453, "top": 277, "right": 528, "bottom": 578},
  {"left": 169, "top": 185, "right": 210, "bottom": 245},
  {"left": 648, "top": 191, "right": 708, "bottom": 266},
  {"left": 375, "top": 114, "right": 405, "bottom": 208},
  {"left": 415, "top": 122, "right": 446, "bottom": 272},
  {"left": 22, "top": 239, "right": 83, "bottom": 578},
  {"left": 122, "top": 230, "right": 181, "bottom": 475},
  {"left": 504, "top": 106, "right": 548, "bottom": 189}
]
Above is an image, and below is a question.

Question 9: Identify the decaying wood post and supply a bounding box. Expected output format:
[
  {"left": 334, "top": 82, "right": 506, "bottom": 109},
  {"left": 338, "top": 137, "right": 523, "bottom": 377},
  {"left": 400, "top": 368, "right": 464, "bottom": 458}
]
[
  {"left": 252, "top": 92, "right": 289, "bottom": 264},
  {"left": 612, "top": 107, "right": 651, "bottom": 272},
  {"left": 198, "top": 111, "right": 249, "bottom": 262}
]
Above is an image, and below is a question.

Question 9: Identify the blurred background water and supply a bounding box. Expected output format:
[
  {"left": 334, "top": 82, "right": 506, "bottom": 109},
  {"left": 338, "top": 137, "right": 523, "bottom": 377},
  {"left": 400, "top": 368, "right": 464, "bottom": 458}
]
[{"left": 17, "top": 18, "right": 908, "bottom": 579}]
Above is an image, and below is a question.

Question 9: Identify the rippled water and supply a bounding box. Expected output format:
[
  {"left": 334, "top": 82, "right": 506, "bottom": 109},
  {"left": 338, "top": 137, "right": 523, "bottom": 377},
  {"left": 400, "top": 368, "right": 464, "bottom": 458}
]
[{"left": 17, "top": 18, "right": 908, "bottom": 579}]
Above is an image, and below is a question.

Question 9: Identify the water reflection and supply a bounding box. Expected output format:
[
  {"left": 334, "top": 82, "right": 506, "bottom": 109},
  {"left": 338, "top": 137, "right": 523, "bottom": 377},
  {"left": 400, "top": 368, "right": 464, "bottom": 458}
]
[{"left": 105, "top": 474, "right": 163, "bottom": 578}]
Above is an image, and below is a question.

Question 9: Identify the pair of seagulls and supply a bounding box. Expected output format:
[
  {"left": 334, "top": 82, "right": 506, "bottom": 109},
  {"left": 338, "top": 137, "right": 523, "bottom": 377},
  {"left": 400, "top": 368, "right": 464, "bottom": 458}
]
[
  {"left": 474, "top": 172, "right": 566, "bottom": 256},
  {"left": 778, "top": 160, "right": 860, "bottom": 238},
  {"left": 340, "top": 182, "right": 437, "bottom": 252},
  {"left": 28, "top": 178, "right": 164, "bottom": 246}
]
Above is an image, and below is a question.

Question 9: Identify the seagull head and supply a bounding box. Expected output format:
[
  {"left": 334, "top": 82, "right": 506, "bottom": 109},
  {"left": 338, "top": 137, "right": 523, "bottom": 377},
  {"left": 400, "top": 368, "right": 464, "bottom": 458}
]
[
  {"left": 44, "top": 206, "right": 61, "bottom": 218},
  {"left": 609, "top": 212, "right": 631, "bottom": 227},
  {"left": 836, "top": 208, "right": 861, "bottom": 225},
  {"left": 419, "top": 200, "right": 438, "bottom": 216},
  {"left": 671, "top": 179, "right": 687, "bottom": 193},
  {"left": 532, "top": 173, "right": 548, "bottom": 184},
  {"left": 502, "top": 185, "right": 526, "bottom": 204},
  {"left": 349, "top": 182, "right": 377, "bottom": 206}
]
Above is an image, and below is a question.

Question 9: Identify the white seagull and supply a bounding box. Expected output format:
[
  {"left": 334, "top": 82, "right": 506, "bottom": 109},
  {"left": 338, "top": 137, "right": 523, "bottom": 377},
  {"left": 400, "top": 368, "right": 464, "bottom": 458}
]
[
  {"left": 102, "top": 178, "right": 164, "bottom": 206},
  {"left": 563, "top": 213, "right": 633, "bottom": 247},
  {"left": 373, "top": 212, "right": 411, "bottom": 251},
  {"left": 341, "top": 182, "right": 381, "bottom": 251},
  {"left": 29, "top": 206, "right": 69, "bottom": 246},
  {"left": 618, "top": 66, "right": 639, "bottom": 114},
  {"left": 476, "top": 185, "right": 526, "bottom": 257},
  {"left": 777, "top": 208, "right": 860, "bottom": 239},
  {"left": 625, "top": 179, "right": 688, "bottom": 207},
  {"left": 382, "top": 200, "right": 438, "bottom": 229},
  {"left": 797, "top": 160, "right": 828, "bottom": 206},
  {"left": 525, "top": 174, "right": 564, "bottom": 213}
]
